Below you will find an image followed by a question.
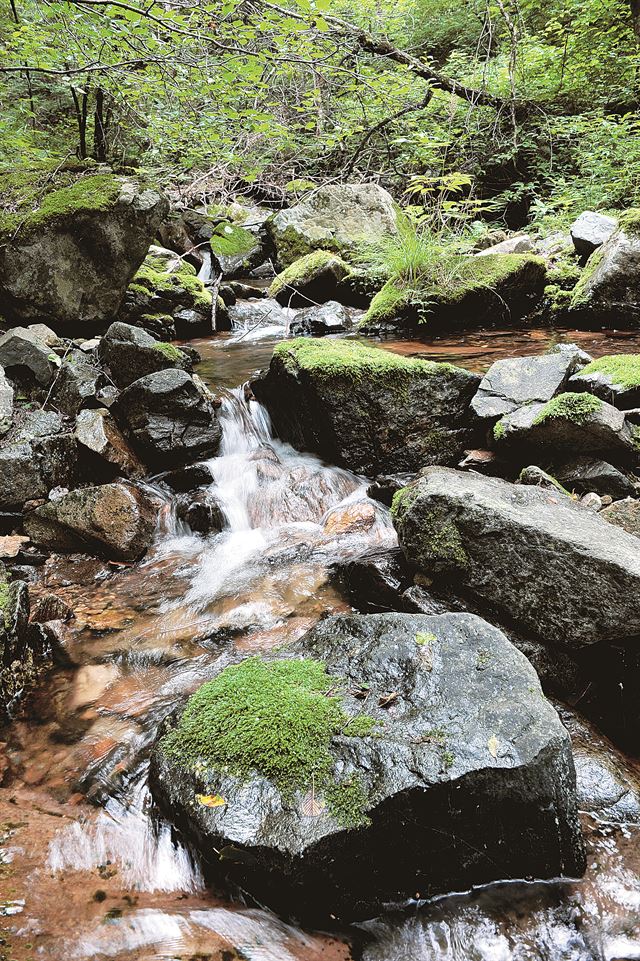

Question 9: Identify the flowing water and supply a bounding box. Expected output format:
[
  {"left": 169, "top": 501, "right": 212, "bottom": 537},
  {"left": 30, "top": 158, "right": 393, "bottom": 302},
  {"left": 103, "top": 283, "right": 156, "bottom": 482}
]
[{"left": 3, "top": 310, "right": 640, "bottom": 960}]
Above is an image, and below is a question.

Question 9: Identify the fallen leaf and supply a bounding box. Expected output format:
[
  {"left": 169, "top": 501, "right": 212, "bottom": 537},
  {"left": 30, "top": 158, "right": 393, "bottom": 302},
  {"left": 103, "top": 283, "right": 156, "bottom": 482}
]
[
  {"left": 487, "top": 736, "right": 499, "bottom": 759},
  {"left": 301, "top": 791, "right": 326, "bottom": 817},
  {"left": 196, "top": 793, "right": 227, "bottom": 808},
  {"left": 378, "top": 691, "right": 399, "bottom": 708}
]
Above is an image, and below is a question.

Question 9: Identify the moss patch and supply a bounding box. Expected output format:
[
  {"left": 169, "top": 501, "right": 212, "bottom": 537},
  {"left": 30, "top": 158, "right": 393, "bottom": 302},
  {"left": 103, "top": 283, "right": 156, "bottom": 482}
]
[
  {"left": 619, "top": 208, "right": 640, "bottom": 237},
  {"left": 325, "top": 776, "right": 371, "bottom": 829},
  {"left": 269, "top": 249, "right": 349, "bottom": 299},
  {"left": 210, "top": 221, "right": 256, "bottom": 258},
  {"left": 130, "top": 255, "right": 212, "bottom": 313},
  {"left": 152, "top": 341, "right": 186, "bottom": 362},
  {"left": 532, "top": 391, "right": 603, "bottom": 425},
  {"left": 579, "top": 354, "right": 640, "bottom": 390}
]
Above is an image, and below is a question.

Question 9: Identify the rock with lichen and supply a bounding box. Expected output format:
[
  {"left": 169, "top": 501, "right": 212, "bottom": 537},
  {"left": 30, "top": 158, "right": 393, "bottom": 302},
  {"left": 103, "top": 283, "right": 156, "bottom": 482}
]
[
  {"left": 471, "top": 348, "right": 588, "bottom": 420},
  {"left": 251, "top": 338, "right": 480, "bottom": 475},
  {"left": 568, "top": 353, "right": 640, "bottom": 409},
  {"left": 149, "top": 611, "right": 585, "bottom": 923},
  {"left": 570, "top": 211, "right": 640, "bottom": 324},
  {"left": 0, "top": 165, "right": 168, "bottom": 330},
  {"left": 269, "top": 250, "right": 351, "bottom": 307},
  {"left": 99, "top": 321, "right": 191, "bottom": 388}
]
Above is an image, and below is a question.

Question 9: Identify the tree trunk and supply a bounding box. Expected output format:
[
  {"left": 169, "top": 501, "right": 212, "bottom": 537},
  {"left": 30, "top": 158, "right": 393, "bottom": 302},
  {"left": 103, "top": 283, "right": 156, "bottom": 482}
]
[{"left": 93, "top": 87, "right": 108, "bottom": 162}]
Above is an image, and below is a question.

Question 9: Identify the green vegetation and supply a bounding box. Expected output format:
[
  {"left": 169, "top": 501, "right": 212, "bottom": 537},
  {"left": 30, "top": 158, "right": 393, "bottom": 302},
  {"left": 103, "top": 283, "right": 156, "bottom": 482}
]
[
  {"left": 325, "top": 776, "right": 371, "bottom": 829},
  {"left": 532, "top": 392, "right": 603, "bottom": 425},
  {"left": 152, "top": 342, "right": 186, "bottom": 362},
  {"left": 493, "top": 420, "right": 507, "bottom": 442},
  {"left": 210, "top": 222, "right": 256, "bottom": 258},
  {"left": 416, "top": 631, "right": 437, "bottom": 645},
  {"left": 130, "top": 256, "right": 212, "bottom": 313},
  {"left": 269, "top": 250, "right": 349, "bottom": 299},
  {"left": 579, "top": 354, "right": 640, "bottom": 390}
]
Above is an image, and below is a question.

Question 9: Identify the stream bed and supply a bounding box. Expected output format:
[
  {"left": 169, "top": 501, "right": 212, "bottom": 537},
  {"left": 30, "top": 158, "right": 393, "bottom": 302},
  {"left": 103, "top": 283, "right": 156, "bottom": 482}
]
[{"left": 2, "top": 315, "right": 640, "bottom": 961}]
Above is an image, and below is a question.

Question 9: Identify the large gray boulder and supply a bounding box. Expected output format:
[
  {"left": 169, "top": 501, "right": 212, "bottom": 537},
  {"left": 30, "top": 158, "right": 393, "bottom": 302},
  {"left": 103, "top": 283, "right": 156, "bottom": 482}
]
[
  {"left": 570, "top": 211, "right": 617, "bottom": 258},
  {"left": 98, "top": 321, "right": 191, "bottom": 388},
  {"left": 0, "top": 170, "right": 168, "bottom": 330},
  {"left": 150, "top": 612, "right": 585, "bottom": 922},
  {"left": 112, "top": 368, "right": 221, "bottom": 469},
  {"left": 570, "top": 213, "right": 640, "bottom": 323},
  {"left": 24, "top": 481, "right": 161, "bottom": 561},
  {"left": 471, "top": 348, "right": 586, "bottom": 420},
  {"left": 393, "top": 467, "right": 640, "bottom": 649},
  {"left": 266, "top": 183, "right": 401, "bottom": 267},
  {"left": 251, "top": 339, "right": 480, "bottom": 475}
]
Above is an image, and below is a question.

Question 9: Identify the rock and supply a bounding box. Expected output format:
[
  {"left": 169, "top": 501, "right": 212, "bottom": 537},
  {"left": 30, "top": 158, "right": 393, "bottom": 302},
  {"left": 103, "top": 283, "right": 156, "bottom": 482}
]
[
  {"left": 0, "top": 413, "right": 78, "bottom": 510},
  {"left": 493, "top": 392, "right": 639, "bottom": 466},
  {"left": 570, "top": 212, "right": 640, "bottom": 323},
  {"left": 0, "top": 566, "right": 51, "bottom": 721},
  {"left": 0, "top": 366, "right": 14, "bottom": 435},
  {"left": 553, "top": 457, "right": 637, "bottom": 498},
  {"left": 601, "top": 497, "right": 640, "bottom": 537},
  {"left": 570, "top": 211, "right": 617, "bottom": 258},
  {"left": 47, "top": 350, "right": 106, "bottom": 416},
  {"left": 172, "top": 308, "right": 210, "bottom": 338},
  {"left": 266, "top": 183, "right": 401, "bottom": 268},
  {"left": 226, "top": 298, "right": 290, "bottom": 334},
  {"left": 322, "top": 501, "right": 377, "bottom": 536},
  {"left": 471, "top": 349, "right": 586, "bottom": 420},
  {"left": 150, "top": 611, "right": 585, "bottom": 923},
  {"left": 30, "top": 593, "right": 74, "bottom": 623},
  {"left": 24, "top": 482, "right": 161, "bottom": 561},
  {"left": 0, "top": 327, "right": 59, "bottom": 386},
  {"left": 209, "top": 221, "right": 264, "bottom": 277},
  {"left": 228, "top": 282, "right": 266, "bottom": 300},
  {"left": 362, "top": 254, "right": 546, "bottom": 333},
  {"left": 475, "top": 234, "right": 533, "bottom": 256},
  {"left": 457, "top": 448, "right": 505, "bottom": 474},
  {"left": 251, "top": 339, "right": 480, "bottom": 475},
  {"left": 580, "top": 491, "right": 603, "bottom": 511},
  {"left": 120, "top": 249, "right": 212, "bottom": 337},
  {"left": 393, "top": 467, "right": 640, "bottom": 649},
  {"left": 162, "top": 463, "right": 214, "bottom": 493},
  {"left": 518, "top": 465, "right": 570, "bottom": 494},
  {"left": 0, "top": 443, "right": 49, "bottom": 509},
  {"left": 366, "top": 473, "right": 416, "bottom": 507},
  {"left": 113, "top": 369, "right": 221, "bottom": 469},
  {"left": 99, "top": 321, "right": 191, "bottom": 388},
  {"left": 270, "top": 252, "right": 351, "bottom": 307},
  {"left": 335, "top": 547, "right": 413, "bottom": 612},
  {"left": 27, "top": 323, "right": 59, "bottom": 347},
  {"left": 75, "top": 408, "right": 145, "bottom": 479},
  {"left": 176, "top": 490, "right": 224, "bottom": 533},
  {"left": 289, "top": 301, "right": 354, "bottom": 337},
  {"left": 568, "top": 354, "right": 640, "bottom": 409},
  {"left": 0, "top": 169, "right": 167, "bottom": 329}
]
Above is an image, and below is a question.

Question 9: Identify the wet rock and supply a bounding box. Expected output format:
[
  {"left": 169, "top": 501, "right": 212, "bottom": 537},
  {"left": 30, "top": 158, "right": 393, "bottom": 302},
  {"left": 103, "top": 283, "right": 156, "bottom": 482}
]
[
  {"left": 323, "top": 501, "right": 378, "bottom": 536},
  {"left": 600, "top": 497, "right": 640, "bottom": 537},
  {"left": 0, "top": 366, "right": 14, "bottom": 435},
  {"left": 335, "top": 547, "right": 413, "bottom": 612},
  {"left": 75, "top": 408, "right": 145, "bottom": 479},
  {"left": 30, "top": 593, "right": 74, "bottom": 623},
  {"left": 176, "top": 490, "right": 224, "bottom": 533},
  {"left": 570, "top": 211, "right": 617, "bottom": 258},
  {"left": 570, "top": 212, "right": 640, "bottom": 323},
  {"left": 0, "top": 327, "right": 59, "bottom": 386},
  {"left": 568, "top": 354, "right": 640, "bottom": 409},
  {"left": 113, "top": 369, "right": 221, "bottom": 469},
  {"left": 252, "top": 339, "right": 480, "bottom": 475},
  {"left": 162, "top": 463, "right": 214, "bottom": 493},
  {"left": 553, "top": 456, "right": 637, "bottom": 499},
  {"left": 0, "top": 443, "right": 48, "bottom": 509},
  {"left": 150, "top": 611, "right": 585, "bottom": 922},
  {"left": 518, "top": 465, "right": 570, "bottom": 494},
  {"left": 0, "top": 566, "right": 51, "bottom": 721},
  {"left": 48, "top": 350, "right": 106, "bottom": 416},
  {"left": 24, "top": 482, "right": 161, "bottom": 561},
  {"left": 289, "top": 301, "right": 354, "bottom": 337},
  {"left": 367, "top": 473, "right": 416, "bottom": 507},
  {"left": 475, "top": 234, "right": 533, "bottom": 256},
  {"left": 0, "top": 171, "right": 167, "bottom": 330},
  {"left": 471, "top": 349, "right": 586, "bottom": 420},
  {"left": 493, "top": 393, "right": 638, "bottom": 466},
  {"left": 227, "top": 298, "right": 289, "bottom": 332},
  {"left": 228, "top": 282, "right": 267, "bottom": 300},
  {"left": 270, "top": 252, "right": 351, "bottom": 308},
  {"left": 0, "top": 419, "right": 78, "bottom": 510},
  {"left": 172, "top": 308, "right": 210, "bottom": 338},
  {"left": 393, "top": 466, "right": 640, "bottom": 649},
  {"left": 400, "top": 584, "right": 461, "bottom": 615},
  {"left": 99, "top": 322, "right": 191, "bottom": 389},
  {"left": 266, "top": 182, "right": 400, "bottom": 267}
]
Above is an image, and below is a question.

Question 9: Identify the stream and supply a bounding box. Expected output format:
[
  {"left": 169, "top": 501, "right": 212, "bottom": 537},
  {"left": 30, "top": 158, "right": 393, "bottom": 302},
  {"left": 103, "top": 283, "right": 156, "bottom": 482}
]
[{"left": 2, "top": 302, "right": 640, "bottom": 960}]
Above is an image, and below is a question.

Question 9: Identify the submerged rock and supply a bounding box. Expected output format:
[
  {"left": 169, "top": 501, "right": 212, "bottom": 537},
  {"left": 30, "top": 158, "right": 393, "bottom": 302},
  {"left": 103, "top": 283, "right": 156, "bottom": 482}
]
[
  {"left": 99, "top": 321, "right": 191, "bottom": 388},
  {"left": 251, "top": 339, "right": 479, "bottom": 475},
  {"left": 270, "top": 251, "right": 351, "bottom": 307},
  {"left": 150, "top": 612, "right": 585, "bottom": 922},
  {"left": 24, "top": 482, "right": 161, "bottom": 561}
]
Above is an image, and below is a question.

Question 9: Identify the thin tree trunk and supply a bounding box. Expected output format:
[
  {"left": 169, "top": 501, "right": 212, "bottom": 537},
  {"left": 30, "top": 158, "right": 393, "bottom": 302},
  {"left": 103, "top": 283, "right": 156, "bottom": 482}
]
[{"left": 93, "top": 86, "right": 108, "bottom": 161}]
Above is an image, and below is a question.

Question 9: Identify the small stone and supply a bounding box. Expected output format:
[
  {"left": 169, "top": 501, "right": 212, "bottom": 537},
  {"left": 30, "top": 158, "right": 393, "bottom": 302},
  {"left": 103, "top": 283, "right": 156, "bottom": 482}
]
[{"left": 581, "top": 492, "right": 603, "bottom": 511}]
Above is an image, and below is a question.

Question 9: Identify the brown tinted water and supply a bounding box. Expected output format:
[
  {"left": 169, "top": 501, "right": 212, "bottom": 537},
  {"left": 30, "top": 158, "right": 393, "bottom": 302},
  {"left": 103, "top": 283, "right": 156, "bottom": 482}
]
[{"left": 2, "top": 324, "right": 640, "bottom": 961}]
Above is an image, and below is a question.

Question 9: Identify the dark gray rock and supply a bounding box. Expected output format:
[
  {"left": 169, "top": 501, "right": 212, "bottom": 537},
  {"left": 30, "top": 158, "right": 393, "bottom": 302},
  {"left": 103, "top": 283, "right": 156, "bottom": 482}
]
[
  {"left": 393, "top": 467, "right": 640, "bottom": 649},
  {"left": 0, "top": 410, "right": 78, "bottom": 509},
  {"left": 48, "top": 349, "right": 106, "bottom": 416},
  {"left": 334, "top": 547, "right": 413, "bottom": 612},
  {"left": 289, "top": 301, "right": 354, "bottom": 337},
  {"left": 570, "top": 211, "right": 617, "bottom": 258},
  {"left": 150, "top": 611, "right": 585, "bottom": 923},
  {"left": 600, "top": 497, "right": 640, "bottom": 537},
  {"left": 0, "top": 327, "right": 59, "bottom": 386},
  {"left": 99, "top": 322, "right": 191, "bottom": 389},
  {"left": 553, "top": 457, "right": 637, "bottom": 498},
  {"left": 367, "top": 473, "right": 416, "bottom": 507},
  {"left": 113, "top": 369, "right": 221, "bottom": 469},
  {"left": 251, "top": 339, "right": 480, "bottom": 475},
  {"left": 162, "top": 462, "right": 214, "bottom": 493},
  {"left": 568, "top": 361, "right": 640, "bottom": 410},
  {"left": 227, "top": 298, "right": 289, "bottom": 332},
  {"left": 176, "top": 490, "right": 224, "bottom": 533},
  {"left": 271, "top": 254, "right": 352, "bottom": 308},
  {"left": 172, "top": 308, "right": 210, "bottom": 338},
  {"left": 471, "top": 349, "right": 587, "bottom": 420},
  {"left": 570, "top": 217, "right": 640, "bottom": 323},
  {"left": 0, "top": 567, "right": 51, "bottom": 721}
]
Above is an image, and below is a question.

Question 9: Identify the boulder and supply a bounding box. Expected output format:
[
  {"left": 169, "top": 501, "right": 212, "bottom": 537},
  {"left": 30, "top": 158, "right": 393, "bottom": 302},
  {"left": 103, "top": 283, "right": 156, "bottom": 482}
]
[
  {"left": 112, "top": 369, "right": 221, "bottom": 469},
  {"left": 162, "top": 462, "right": 214, "bottom": 493},
  {"left": 269, "top": 251, "right": 351, "bottom": 307},
  {"left": 570, "top": 211, "right": 617, "bottom": 258},
  {"left": 0, "top": 327, "right": 59, "bottom": 386},
  {"left": 251, "top": 339, "right": 480, "bottom": 475},
  {"left": 119, "top": 249, "right": 212, "bottom": 337},
  {"left": 568, "top": 354, "right": 640, "bottom": 409},
  {"left": 24, "top": 482, "right": 161, "bottom": 561},
  {"left": 289, "top": 301, "right": 354, "bottom": 337},
  {"left": 553, "top": 456, "right": 637, "bottom": 499},
  {"left": 266, "top": 183, "right": 401, "bottom": 267},
  {"left": 570, "top": 212, "right": 640, "bottom": 323},
  {"left": 47, "top": 349, "right": 106, "bottom": 416},
  {"left": 226, "top": 298, "right": 290, "bottom": 334},
  {"left": 392, "top": 467, "right": 640, "bottom": 649},
  {"left": 0, "top": 366, "right": 14, "bottom": 434},
  {"left": 0, "top": 565, "right": 50, "bottom": 721},
  {"left": 471, "top": 349, "right": 587, "bottom": 420},
  {"left": 176, "top": 490, "right": 224, "bottom": 533},
  {"left": 492, "top": 392, "right": 639, "bottom": 466},
  {"left": 601, "top": 497, "right": 640, "bottom": 537},
  {"left": 75, "top": 408, "right": 145, "bottom": 479},
  {"left": 335, "top": 547, "right": 413, "bottom": 612},
  {"left": 99, "top": 321, "right": 191, "bottom": 388},
  {"left": 0, "top": 412, "right": 78, "bottom": 509},
  {"left": 0, "top": 169, "right": 167, "bottom": 329},
  {"left": 475, "top": 234, "right": 533, "bottom": 257},
  {"left": 149, "top": 612, "right": 585, "bottom": 923},
  {"left": 209, "top": 221, "right": 264, "bottom": 277}
]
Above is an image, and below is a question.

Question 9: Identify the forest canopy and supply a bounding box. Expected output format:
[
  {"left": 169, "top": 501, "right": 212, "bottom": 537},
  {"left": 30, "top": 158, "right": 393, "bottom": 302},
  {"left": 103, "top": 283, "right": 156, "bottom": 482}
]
[{"left": 1, "top": 0, "right": 640, "bottom": 232}]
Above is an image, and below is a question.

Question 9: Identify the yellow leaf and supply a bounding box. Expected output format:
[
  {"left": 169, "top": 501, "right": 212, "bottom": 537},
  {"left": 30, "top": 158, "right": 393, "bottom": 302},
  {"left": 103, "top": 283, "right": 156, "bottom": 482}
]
[
  {"left": 487, "top": 736, "right": 499, "bottom": 759},
  {"left": 196, "top": 793, "right": 227, "bottom": 808}
]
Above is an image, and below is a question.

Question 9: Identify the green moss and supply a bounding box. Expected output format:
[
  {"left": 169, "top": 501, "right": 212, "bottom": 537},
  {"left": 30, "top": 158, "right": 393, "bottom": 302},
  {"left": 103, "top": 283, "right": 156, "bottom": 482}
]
[
  {"left": 533, "top": 391, "right": 603, "bottom": 425},
  {"left": 579, "top": 354, "right": 640, "bottom": 390},
  {"left": 517, "top": 467, "right": 570, "bottom": 495},
  {"left": 139, "top": 312, "right": 174, "bottom": 327},
  {"left": 416, "top": 631, "right": 437, "bottom": 645},
  {"left": 619, "top": 208, "right": 640, "bottom": 236},
  {"left": 570, "top": 245, "right": 606, "bottom": 308},
  {"left": 493, "top": 420, "right": 507, "bottom": 441},
  {"left": 130, "top": 256, "right": 212, "bottom": 313},
  {"left": 419, "top": 509, "right": 468, "bottom": 571},
  {"left": 390, "top": 484, "right": 420, "bottom": 519},
  {"left": 343, "top": 714, "right": 378, "bottom": 737},
  {"left": 544, "top": 283, "right": 574, "bottom": 312},
  {"left": 152, "top": 341, "right": 186, "bottom": 361},
  {"left": 325, "top": 775, "right": 371, "bottom": 829},
  {"left": 210, "top": 221, "right": 256, "bottom": 257},
  {"left": 269, "top": 249, "right": 349, "bottom": 298},
  {"left": 269, "top": 222, "right": 341, "bottom": 267}
]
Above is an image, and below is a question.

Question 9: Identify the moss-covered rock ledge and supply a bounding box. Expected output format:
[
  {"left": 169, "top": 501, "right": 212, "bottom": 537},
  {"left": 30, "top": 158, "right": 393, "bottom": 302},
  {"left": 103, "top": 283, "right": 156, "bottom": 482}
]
[
  {"left": 250, "top": 338, "right": 481, "bottom": 474},
  {"left": 0, "top": 163, "right": 168, "bottom": 330},
  {"left": 149, "top": 612, "right": 585, "bottom": 923}
]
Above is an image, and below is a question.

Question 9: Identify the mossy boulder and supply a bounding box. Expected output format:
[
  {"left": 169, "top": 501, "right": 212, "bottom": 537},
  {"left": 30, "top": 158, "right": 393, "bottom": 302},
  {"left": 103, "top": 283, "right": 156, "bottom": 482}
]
[
  {"left": 0, "top": 564, "right": 51, "bottom": 722},
  {"left": 0, "top": 165, "right": 168, "bottom": 330},
  {"left": 120, "top": 246, "right": 212, "bottom": 338},
  {"left": 209, "top": 221, "right": 263, "bottom": 277},
  {"left": 149, "top": 611, "right": 584, "bottom": 922},
  {"left": 269, "top": 250, "right": 351, "bottom": 307},
  {"left": 568, "top": 354, "right": 640, "bottom": 409},
  {"left": 266, "top": 183, "right": 401, "bottom": 268},
  {"left": 251, "top": 338, "right": 480, "bottom": 475},
  {"left": 361, "top": 253, "right": 546, "bottom": 333},
  {"left": 570, "top": 211, "right": 640, "bottom": 325},
  {"left": 99, "top": 321, "right": 191, "bottom": 388}
]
